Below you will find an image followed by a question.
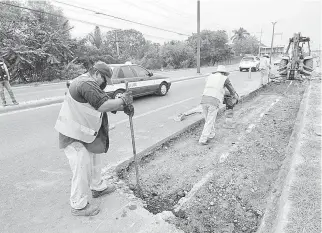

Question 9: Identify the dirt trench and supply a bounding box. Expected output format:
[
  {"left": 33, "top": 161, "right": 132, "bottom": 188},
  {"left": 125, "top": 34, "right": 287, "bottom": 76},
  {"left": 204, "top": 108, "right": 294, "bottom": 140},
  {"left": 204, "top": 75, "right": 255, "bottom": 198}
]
[{"left": 118, "top": 80, "right": 307, "bottom": 233}]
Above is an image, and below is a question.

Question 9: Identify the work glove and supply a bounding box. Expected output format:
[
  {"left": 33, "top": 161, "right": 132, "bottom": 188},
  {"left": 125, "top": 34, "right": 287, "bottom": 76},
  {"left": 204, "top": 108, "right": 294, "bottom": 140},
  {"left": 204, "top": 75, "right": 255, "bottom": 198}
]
[
  {"left": 224, "top": 93, "right": 239, "bottom": 109},
  {"left": 124, "top": 104, "right": 134, "bottom": 117},
  {"left": 120, "top": 91, "right": 133, "bottom": 106}
]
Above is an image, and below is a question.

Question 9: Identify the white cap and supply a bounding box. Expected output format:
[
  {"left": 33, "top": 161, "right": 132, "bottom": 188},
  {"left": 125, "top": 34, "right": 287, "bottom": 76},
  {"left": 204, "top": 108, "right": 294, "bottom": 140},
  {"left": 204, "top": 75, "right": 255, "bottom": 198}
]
[{"left": 214, "top": 65, "right": 230, "bottom": 75}]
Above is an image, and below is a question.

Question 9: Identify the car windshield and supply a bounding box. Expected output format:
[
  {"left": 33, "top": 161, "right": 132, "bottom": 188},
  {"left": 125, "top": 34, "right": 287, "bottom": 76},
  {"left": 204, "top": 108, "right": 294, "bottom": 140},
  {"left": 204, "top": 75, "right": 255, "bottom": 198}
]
[{"left": 242, "top": 57, "right": 254, "bottom": 61}]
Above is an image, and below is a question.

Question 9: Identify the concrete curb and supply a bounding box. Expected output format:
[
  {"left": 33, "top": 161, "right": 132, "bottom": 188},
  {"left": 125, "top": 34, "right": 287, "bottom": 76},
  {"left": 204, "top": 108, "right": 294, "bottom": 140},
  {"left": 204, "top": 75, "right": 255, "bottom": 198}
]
[
  {"left": 115, "top": 83, "right": 265, "bottom": 176},
  {"left": 256, "top": 81, "right": 311, "bottom": 233},
  {"left": 0, "top": 97, "right": 64, "bottom": 114}
]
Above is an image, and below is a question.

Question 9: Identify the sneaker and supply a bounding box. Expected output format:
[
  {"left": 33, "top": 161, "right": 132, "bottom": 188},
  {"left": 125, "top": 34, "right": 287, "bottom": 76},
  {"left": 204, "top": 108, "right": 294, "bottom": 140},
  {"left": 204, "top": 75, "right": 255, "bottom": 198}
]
[
  {"left": 13, "top": 101, "right": 19, "bottom": 105},
  {"left": 71, "top": 203, "right": 100, "bottom": 216},
  {"left": 92, "top": 184, "right": 116, "bottom": 198}
]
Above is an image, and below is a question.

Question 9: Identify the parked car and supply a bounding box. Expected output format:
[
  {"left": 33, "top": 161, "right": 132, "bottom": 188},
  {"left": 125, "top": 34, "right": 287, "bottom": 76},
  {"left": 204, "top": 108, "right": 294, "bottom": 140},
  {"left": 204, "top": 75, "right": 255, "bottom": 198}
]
[
  {"left": 239, "top": 56, "right": 260, "bottom": 72},
  {"left": 67, "top": 62, "right": 171, "bottom": 98}
]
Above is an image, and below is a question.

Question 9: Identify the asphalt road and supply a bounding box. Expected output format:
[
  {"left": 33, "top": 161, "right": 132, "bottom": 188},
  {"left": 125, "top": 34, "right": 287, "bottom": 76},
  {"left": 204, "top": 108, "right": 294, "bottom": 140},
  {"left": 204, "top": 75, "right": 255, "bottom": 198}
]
[
  {"left": 5, "top": 66, "right": 238, "bottom": 103},
  {"left": 0, "top": 70, "right": 261, "bottom": 232}
]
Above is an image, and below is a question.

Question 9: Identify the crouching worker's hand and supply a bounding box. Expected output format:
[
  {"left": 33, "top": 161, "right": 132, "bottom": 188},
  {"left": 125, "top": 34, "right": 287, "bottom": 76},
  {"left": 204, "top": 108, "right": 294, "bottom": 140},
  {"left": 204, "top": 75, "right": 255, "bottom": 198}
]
[
  {"left": 120, "top": 91, "right": 133, "bottom": 106},
  {"left": 124, "top": 104, "right": 134, "bottom": 117}
]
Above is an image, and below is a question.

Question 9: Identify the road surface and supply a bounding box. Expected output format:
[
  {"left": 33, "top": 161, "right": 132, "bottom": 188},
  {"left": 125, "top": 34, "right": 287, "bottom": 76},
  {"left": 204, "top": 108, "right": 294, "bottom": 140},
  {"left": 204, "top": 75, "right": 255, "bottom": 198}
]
[
  {"left": 0, "top": 70, "right": 261, "bottom": 232},
  {"left": 4, "top": 66, "right": 238, "bottom": 103}
]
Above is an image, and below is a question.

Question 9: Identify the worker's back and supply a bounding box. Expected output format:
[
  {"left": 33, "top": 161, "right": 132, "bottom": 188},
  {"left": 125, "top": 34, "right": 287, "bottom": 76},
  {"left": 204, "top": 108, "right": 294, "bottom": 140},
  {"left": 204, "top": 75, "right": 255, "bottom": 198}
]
[{"left": 203, "top": 72, "right": 227, "bottom": 101}]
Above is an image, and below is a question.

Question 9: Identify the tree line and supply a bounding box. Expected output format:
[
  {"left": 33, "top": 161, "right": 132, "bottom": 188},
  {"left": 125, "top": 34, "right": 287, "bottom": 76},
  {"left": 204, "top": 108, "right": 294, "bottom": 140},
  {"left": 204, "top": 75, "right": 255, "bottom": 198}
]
[{"left": 0, "top": 1, "right": 261, "bottom": 83}]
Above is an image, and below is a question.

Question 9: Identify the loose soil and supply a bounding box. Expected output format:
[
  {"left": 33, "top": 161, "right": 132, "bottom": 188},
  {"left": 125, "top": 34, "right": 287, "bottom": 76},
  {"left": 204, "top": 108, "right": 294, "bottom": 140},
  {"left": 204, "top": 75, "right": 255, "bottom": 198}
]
[{"left": 118, "top": 80, "right": 307, "bottom": 233}]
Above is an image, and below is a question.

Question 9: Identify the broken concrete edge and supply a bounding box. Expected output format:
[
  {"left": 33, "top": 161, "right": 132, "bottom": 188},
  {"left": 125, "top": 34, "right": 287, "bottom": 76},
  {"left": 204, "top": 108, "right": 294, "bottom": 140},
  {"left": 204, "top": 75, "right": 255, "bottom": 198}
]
[
  {"left": 112, "top": 84, "right": 265, "bottom": 211},
  {"left": 0, "top": 97, "right": 64, "bottom": 114},
  {"left": 256, "top": 81, "right": 311, "bottom": 233}
]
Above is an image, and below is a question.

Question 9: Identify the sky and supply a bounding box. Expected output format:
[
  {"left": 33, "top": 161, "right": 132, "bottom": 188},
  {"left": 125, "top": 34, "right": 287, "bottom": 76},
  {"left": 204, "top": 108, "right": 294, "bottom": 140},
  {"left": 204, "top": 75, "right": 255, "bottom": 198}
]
[{"left": 51, "top": 0, "right": 322, "bottom": 50}]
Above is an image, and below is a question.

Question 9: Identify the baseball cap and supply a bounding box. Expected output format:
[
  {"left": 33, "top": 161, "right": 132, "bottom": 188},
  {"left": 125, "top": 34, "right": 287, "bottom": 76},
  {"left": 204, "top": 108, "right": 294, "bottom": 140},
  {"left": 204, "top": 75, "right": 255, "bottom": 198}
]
[{"left": 93, "top": 61, "right": 113, "bottom": 85}]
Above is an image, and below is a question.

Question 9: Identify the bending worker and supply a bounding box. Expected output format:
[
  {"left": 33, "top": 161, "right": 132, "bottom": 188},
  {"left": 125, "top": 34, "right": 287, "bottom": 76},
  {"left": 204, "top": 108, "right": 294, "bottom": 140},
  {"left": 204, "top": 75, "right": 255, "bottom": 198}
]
[
  {"left": 55, "top": 61, "right": 134, "bottom": 216},
  {"left": 199, "top": 65, "right": 238, "bottom": 145}
]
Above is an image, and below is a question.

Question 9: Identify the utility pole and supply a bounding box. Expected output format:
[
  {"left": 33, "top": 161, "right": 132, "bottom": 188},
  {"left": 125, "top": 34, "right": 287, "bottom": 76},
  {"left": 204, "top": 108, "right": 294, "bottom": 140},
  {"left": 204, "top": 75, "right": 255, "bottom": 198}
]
[
  {"left": 114, "top": 30, "right": 120, "bottom": 57},
  {"left": 197, "top": 0, "right": 200, "bottom": 73},
  {"left": 258, "top": 28, "right": 263, "bottom": 56},
  {"left": 269, "top": 22, "right": 277, "bottom": 65}
]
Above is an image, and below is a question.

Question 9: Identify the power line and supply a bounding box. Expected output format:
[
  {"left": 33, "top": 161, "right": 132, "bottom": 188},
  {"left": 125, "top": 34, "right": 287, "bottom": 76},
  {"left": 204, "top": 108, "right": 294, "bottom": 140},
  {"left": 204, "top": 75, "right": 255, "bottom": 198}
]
[
  {"left": 0, "top": 2, "right": 179, "bottom": 41},
  {"left": 118, "top": 0, "right": 192, "bottom": 35},
  {"left": 53, "top": 0, "right": 191, "bottom": 37},
  {"left": 151, "top": 0, "right": 193, "bottom": 18}
]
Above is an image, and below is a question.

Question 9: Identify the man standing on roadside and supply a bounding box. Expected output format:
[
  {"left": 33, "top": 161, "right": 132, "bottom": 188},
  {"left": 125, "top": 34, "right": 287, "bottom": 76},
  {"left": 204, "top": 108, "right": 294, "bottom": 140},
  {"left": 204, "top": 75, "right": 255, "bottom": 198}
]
[
  {"left": 0, "top": 58, "right": 18, "bottom": 106},
  {"left": 259, "top": 54, "right": 271, "bottom": 86},
  {"left": 199, "top": 65, "right": 239, "bottom": 145},
  {"left": 55, "top": 61, "right": 134, "bottom": 216}
]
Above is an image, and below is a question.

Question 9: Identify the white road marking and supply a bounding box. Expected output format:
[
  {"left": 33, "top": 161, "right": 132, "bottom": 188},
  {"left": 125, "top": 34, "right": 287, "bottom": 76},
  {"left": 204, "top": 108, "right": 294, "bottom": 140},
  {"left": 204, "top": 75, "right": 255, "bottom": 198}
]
[{"left": 114, "top": 96, "right": 199, "bottom": 126}]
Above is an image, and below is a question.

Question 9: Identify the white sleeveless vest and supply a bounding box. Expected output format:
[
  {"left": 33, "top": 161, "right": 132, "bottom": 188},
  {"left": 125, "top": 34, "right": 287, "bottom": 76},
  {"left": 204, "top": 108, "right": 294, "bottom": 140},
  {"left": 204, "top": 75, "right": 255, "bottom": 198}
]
[
  {"left": 55, "top": 91, "right": 103, "bottom": 143},
  {"left": 202, "top": 73, "right": 227, "bottom": 101}
]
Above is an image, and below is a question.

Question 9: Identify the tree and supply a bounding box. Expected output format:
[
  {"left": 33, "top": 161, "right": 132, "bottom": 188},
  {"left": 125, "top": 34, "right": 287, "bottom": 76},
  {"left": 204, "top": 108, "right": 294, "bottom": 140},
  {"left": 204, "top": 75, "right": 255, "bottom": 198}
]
[
  {"left": 104, "top": 29, "right": 146, "bottom": 62},
  {"left": 88, "top": 26, "right": 102, "bottom": 49},
  {"left": 231, "top": 27, "right": 250, "bottom": 42},
  {"left": 160, "top": 40, "right": 195, "bottom": 69},
  {"left": 137, "top": 41, "right": 162, "bottom": 69},
  {"left": 0, "top": 1, "right": 75, "bottom": 82},
  {"left": 187, "top": 30, "right": 231, "bottom": 65},
  {"left": 232, "top": 35, "right": 259, "bottom": 56}
]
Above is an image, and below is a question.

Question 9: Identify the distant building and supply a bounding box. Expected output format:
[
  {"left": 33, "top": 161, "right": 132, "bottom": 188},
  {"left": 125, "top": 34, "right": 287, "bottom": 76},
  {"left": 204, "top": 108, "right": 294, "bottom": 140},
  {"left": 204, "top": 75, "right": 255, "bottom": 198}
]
[{"left": 259, "top": 46, "right": 285, "bottom": 56}]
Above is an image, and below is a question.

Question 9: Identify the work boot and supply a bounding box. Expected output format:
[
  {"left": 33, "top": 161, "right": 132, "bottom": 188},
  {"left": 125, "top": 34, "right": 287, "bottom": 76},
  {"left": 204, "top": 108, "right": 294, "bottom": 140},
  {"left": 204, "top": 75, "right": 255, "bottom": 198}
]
[
  {"left": 71, "top": 203, "right": 100, "bottom": 216},
  {"left": 92, "top": 184, "right": 116, "bottom": 198}
]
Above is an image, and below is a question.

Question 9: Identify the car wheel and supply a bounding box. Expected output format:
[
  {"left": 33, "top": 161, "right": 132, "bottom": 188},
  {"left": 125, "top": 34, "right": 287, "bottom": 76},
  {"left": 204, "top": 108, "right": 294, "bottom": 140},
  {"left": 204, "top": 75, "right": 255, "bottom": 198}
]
[
  {"left": 158, "top": 82, "right": 168, "bottom": 96},
  {"left": 113, "top": 89, "right": 125, "bottom": 99},
  {"left": 251, "top": 67, "right": 256, "bottom": 72},
  {"left": 239, "top": 68, "right": 243, "bottom": 72}
]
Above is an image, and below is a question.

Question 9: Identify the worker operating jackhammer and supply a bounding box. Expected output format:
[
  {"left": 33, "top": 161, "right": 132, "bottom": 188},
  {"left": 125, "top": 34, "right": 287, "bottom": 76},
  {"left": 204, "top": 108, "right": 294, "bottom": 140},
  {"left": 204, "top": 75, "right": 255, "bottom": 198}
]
[
  {"left": 55, "top": 61, "right": 134, "bottom": 216},
  {"left": 199, "top": 65, "right": 239, "bottom": 145}
]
